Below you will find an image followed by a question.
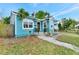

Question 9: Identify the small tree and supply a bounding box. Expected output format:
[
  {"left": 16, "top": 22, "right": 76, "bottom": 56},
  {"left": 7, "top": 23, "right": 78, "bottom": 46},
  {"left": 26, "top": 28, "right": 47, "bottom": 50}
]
[
  {"left": 17, "top": 8, "right": 29, "bottom": 20},
  {"left": 45, "top": 12, "right": 50, "bottom": 17},
  {"left": 68, "top": 18, "right": 77, "bottom": 29},
  {"left": 61, "top": 18, "right": 77, "bottom": 31},
  {"left": 58, "top": 23, "right": 62, "bottom": 31},
  {"left": 3, "top": 16, "right": 10, "bottom": 24},
  {"left": 35, "top": 10, "right": 46, "bottom": 19}
]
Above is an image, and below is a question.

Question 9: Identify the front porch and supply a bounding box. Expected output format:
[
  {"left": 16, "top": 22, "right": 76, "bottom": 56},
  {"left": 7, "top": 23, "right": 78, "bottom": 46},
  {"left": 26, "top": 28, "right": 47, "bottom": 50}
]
[{"left": 34, "top": 20, "right": 49, "bottom": 33}]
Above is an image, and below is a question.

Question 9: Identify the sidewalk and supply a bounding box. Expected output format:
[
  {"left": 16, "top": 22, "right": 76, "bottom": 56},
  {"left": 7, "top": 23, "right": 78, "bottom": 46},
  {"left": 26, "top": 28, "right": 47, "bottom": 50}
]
[{"left": 37, "top": 34, "right": 79, "bottom": 52}]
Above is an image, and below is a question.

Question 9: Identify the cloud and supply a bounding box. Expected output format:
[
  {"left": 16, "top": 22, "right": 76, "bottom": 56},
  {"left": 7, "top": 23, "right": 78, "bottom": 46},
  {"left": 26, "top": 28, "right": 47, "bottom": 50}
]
[{"left": 53, "top": 4, "right": 79, "bottom": 17}]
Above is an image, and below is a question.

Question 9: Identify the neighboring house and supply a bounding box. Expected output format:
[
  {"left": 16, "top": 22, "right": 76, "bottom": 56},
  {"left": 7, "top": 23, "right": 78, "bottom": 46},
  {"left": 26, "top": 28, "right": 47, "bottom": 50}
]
[
  {"left": 10, "top": 11, "right": 58, "bottom": 37},
  {"left": 75, "top": 24, "right": 79, "bottom": 29},
  {"left": 53, "top": 20, "right": 59, "bottom": 32}
]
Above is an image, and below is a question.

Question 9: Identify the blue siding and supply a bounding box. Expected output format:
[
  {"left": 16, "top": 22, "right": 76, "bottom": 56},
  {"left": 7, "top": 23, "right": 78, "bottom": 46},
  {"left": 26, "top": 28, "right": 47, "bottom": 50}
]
[
  {"left": 14, "top": 16, "right": 55, "bottom": 37},
  {"left": 47, "top": 19, "right": 50, "bottom": 32},
  {"left": 40, "top": 21, "right": 44, "bottom": 32},
  {"left": 15, "top": 17, "right": 34, "bottom": 37},
  {"left": 49, "top": 19, "right": 54, "bottom": 34},
  {"left": 34, "top": 20, "right": 37, "bottom": 32}
]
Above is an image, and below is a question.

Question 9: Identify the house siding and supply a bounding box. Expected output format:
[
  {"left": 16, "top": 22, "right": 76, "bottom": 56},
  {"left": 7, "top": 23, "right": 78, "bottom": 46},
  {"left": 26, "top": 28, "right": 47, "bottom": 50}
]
[
  {"left": 47, "top": 19, "right": 50, "bottom": 32},
  {"left": 49, "top": 19, "right": 54, "bottom": 34},
  {"left": 15, "top": 16, "right": 34, "bottom": 37},
  {"left": 40, "top": 21, "right": 44, "bottom": 32},
  {"left": 12, "top": 14, "right": 58, "bottom": 37},
  {"left": 34, "top": 20, "right": 37, "bottom": 32}
]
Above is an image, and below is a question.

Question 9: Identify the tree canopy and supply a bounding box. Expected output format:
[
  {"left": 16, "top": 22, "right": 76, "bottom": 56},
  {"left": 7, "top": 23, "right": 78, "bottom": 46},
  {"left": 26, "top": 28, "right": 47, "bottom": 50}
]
[
  {"left": 60, "top": 18, "right": 77, "bottom": 30},
  {"left": 17, "top": 8, "right": 29, "bottom": 20},
  {"left": 58, "top": 23, "right": 62, "bottom": 31},
  {"left": 3, "top": 16, "right": 10, "bottom": 24},
  {"left": 35, "top": 10, "right": 47, "bottom": 19}
]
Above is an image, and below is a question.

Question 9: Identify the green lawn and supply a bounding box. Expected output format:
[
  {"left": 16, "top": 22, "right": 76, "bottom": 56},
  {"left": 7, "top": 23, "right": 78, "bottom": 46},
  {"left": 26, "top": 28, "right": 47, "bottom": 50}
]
[
  {"left": 0, "top": 36, "right": 78, "bottom": 55},
  {"left": 57, "top": 32, "right": 79, "bottom": 47}
]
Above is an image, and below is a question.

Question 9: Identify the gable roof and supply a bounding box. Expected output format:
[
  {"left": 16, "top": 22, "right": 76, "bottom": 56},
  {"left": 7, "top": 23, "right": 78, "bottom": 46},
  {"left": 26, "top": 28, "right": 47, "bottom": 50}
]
[{"left": 10, "top": 11, "right": 57, "bottom": 23}]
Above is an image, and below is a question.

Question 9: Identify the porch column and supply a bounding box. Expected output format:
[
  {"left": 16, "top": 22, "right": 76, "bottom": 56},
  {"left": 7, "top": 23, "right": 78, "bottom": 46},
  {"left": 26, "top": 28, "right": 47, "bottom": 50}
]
[
  {"left": 40, "top": 21, "right": 43, "bottom": 32},
  {"left": 47, "top": 20, "right": 49, "bottom": 32}
]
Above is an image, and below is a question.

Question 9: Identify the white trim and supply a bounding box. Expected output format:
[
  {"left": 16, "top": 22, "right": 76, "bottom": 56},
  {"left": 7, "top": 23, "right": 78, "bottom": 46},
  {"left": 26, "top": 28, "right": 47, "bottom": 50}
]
[
  {"left": 22, "top": 19, "right": 34, "bottom": 30},
  {"left": 15, "top": 13, "right": 17, "bottom": 36},
  {"left": 36, "top": 21, "right": 37, "bottom": 28}
]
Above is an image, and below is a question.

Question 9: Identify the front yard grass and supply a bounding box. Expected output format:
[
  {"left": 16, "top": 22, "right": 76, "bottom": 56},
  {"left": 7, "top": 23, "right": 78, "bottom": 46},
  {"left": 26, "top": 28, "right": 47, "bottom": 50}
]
[
  {"left": 57, "top": 32, "right": 79, "bottom": 47},
  {"left": 0, "top": 36, "right": 78, "bottom": 55}
]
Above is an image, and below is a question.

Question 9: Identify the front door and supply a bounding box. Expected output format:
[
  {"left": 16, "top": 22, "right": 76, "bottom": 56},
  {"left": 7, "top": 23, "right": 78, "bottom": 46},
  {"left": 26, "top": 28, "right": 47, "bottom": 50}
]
[
  {"left": 36, "top": 22, "right": 40, "bottom": 32},
  {"left": 44, "top": 22, "right": 47, "bottom": 32}
]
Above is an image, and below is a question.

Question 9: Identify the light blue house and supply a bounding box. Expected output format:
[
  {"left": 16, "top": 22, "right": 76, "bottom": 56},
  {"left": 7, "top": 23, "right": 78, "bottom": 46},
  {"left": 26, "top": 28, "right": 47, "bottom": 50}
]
[{"left": 10, "top": 11, "right": 58, "bottom": 37}]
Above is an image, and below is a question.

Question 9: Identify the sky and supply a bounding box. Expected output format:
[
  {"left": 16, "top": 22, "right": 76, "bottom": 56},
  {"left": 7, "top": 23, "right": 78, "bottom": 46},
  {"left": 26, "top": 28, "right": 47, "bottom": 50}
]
[{"left": 0, "top": 3, "right": 79, "bottom": 21}]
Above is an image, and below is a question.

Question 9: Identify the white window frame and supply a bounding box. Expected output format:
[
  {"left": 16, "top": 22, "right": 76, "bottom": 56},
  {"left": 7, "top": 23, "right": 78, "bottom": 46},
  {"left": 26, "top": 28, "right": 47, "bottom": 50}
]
[
  {"left": 29, "top": 22, "right": 33, "bottom": 28},
  {"left": 23, "top": 22, "right": 29, "bottom": 28},
  {"left": 22, "top": 19, "right": 34, "bottom": 30}
]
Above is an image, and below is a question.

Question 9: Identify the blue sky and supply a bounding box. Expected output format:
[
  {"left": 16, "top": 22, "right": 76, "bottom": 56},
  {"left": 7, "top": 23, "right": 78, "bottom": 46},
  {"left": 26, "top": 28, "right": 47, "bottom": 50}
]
[{"left": 0, "top": 3, "right": 79, "bottom": 21}]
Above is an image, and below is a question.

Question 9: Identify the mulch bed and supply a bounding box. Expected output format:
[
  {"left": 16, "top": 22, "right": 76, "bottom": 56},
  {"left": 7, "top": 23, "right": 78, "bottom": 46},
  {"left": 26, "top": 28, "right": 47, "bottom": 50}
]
[
  {"left": 0, "top": 36, "right": 43, "bottom": 49},
  {"left": 0, "top": 36, "right": 41, "bottom": 46},
  {"left": 0, "top": 37, "right": 4, "bottom": 44}
]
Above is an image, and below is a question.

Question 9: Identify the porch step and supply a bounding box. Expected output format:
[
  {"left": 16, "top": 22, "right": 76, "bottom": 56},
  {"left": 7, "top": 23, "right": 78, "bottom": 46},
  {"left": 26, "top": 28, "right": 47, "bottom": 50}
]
[{"left": 34, "top": 32, "right": 45, "bottom": 36}]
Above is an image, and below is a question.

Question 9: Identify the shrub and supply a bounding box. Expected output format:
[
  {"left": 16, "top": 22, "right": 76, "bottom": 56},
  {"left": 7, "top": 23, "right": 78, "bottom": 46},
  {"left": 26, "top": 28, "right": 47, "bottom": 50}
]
[{"left": 3, "top": 17, "right": 10, "bottom": 24}]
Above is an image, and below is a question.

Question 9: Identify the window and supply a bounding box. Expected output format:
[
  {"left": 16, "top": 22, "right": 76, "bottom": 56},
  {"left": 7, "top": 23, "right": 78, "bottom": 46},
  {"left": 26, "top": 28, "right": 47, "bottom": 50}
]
[
  {"left": 22, "top": 20, "right": 34, "bottom": 29},
  {"left": 54, "top": 24, "right": 57, "bottom": 25},
  {"left": 51, "top": 25, "right": 53, "bottom": 27},
  {"left": 54, "top": 29, "right": 57, "bottom": 32},
  {"left": 29, "top": 22, "right": 33, "bottom": 28},
  {"left": 44, "top": 24, "right": 46, "bottom": 27},
  {"left": 24, "top": 22, "right": 28, "bottom": 28}
]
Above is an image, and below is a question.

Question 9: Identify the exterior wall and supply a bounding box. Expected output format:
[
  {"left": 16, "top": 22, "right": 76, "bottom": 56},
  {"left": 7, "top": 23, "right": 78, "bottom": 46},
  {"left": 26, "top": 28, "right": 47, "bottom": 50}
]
[
  {"left": 46, "top": 19, "right": 50, "bottom": 32},
  {"left": 10, "top": 11, "right": 16, "bottom": 25},
  {"left": 33, "top": 20, "right": 37, "bottom": 32},
  {"left": 48, "top": 19, "right": 54, "bottom": 34},
  {"left": 15, "top": 16, "right": 34, "bottom": 37},
  {"left": 53, "top": 23, "right": 58, "bottom": 30},
  {"left": 40, "top": 21, "right": 44, "bottom": 32},
  {"left": 10, "top": 12, "right": 58, "bottom": 37}
]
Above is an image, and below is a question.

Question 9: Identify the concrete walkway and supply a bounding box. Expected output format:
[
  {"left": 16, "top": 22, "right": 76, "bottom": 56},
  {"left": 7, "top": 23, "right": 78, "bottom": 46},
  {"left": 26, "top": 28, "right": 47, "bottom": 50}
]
[{"left": 37, "top": 34, "right": 79, "bottom": 52}]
